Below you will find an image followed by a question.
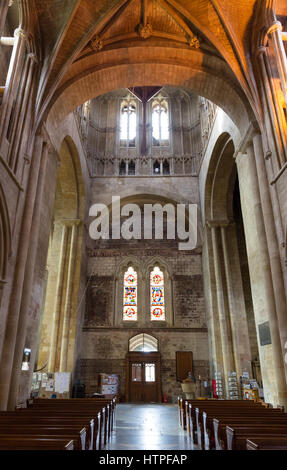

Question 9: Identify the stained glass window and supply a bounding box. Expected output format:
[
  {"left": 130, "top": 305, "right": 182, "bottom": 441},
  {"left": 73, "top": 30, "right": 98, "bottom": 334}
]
[
  {"left": 123, "top": 266, "right": 138, "bottom": 321},
  {"left": 150, "top": 266, "right": 165, "bottom": 321}
]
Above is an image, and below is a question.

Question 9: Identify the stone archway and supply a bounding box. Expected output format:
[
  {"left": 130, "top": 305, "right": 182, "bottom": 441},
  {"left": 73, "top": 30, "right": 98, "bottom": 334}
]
[
  {"left": 203, "top": 132, "right": 257, "bottom": 398},
  {"left": 0, "top": 182, "right": 11, "bottom": 307},
  {"left": 203, "top": 130, "right": 287, "bottom": 406},
  {"left": 46, "top": 57, "right": 253, "bottom": 137},
  {"left": 36, "top": 136, "right": 85, "bottom": 375}
]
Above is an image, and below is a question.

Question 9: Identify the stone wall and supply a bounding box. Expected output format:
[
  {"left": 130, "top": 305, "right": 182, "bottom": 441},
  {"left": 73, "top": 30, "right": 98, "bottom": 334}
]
[{"left": 77, "top": 177, "right": 209, "bottom": 402}]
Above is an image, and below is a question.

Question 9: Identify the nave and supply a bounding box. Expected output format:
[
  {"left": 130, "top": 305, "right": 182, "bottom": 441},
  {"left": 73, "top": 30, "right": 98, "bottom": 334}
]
[{"left": 106, "top": 404, "right": 192, "bottom": 451}]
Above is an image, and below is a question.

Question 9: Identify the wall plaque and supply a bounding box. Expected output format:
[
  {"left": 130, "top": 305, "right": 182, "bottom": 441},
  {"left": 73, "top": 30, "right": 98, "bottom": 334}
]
[{"left": 258, "top": 321, "right": 272, "bottom": 346}]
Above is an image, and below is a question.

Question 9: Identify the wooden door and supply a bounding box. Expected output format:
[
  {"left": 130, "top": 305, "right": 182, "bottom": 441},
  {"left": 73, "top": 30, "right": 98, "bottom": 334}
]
[{"left": 126, "top": 352, "right": 161, "bottom": 402}]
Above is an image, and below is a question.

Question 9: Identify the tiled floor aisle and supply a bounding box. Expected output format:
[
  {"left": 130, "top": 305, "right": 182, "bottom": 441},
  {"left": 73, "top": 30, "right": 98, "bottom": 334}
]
[{"left": 105, "top": 403, "right": 193, "bottom": 450}]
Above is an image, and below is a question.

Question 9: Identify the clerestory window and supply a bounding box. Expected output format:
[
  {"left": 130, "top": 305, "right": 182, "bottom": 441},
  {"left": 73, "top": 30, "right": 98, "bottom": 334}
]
[
  {"left": 152, "top": 99, "right": 169, "bottom": 147},
  {"left": 120, "top": 100, "right": 137, "bottom": 148}
]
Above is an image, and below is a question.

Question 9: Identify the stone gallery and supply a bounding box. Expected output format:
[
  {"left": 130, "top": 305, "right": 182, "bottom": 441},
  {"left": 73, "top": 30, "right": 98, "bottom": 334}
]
[{"left": 0, "top": 0, "right": 287, "bottom": 452}]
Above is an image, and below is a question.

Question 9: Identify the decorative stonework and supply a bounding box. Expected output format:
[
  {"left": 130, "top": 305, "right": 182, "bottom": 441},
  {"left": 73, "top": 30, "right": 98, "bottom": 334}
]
[
  {"left": 90, "top": 36, "right": 103, "bottom": 52},
  {"left": 137, "top": 23, "right": 153, "bottom": 39},
  {"left": 188, "top": 34, "right": 200, "bottom": 49},
  {"left": 86, "top": 248, "right": 202, "bottom": 258}
]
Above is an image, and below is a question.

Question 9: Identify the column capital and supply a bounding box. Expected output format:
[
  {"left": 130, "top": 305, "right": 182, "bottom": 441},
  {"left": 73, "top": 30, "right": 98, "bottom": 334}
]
[
  {"left": 256, "top": 45, "right": 267, "bottom": 58},
  {"left": 14, "top": 28, "right": 26, "bottom": 39},
  {"left": 0, "top": 279, "right": 7, "bottom": 289},
  {"left": 54, "top": 218, "right": 82, "bottom": 228},
  {"left": 267, "top": 21, "right": 283, "bottom": 37},
  {"left": 234, "top": 122, "right": 261, "bottom": 156},
  {"left": 206, "top": 219, "right": 231, "bottom": 229},
  {"left": 27, "top": 52, "right": 38, "bottom": 64}
]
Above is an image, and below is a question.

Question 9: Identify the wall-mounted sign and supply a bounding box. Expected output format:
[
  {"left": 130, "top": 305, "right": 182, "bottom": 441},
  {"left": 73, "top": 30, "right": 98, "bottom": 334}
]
[{"left": 258, "top": 322, "right": 272, "bottom": 346}]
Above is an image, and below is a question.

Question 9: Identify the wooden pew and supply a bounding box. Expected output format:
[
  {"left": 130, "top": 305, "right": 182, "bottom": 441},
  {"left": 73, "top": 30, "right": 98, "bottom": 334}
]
[
  {"left": 194, "top": 401, "right": 262, "bottom": 449},
  {"left": 183, "top": 399, "right": 287, "bottom": 451},
  {"left": 25, "top": 398, "right": 114, "bottom": 448},
  {"left": 213, "top": 413, "right": 287, "bottom": 450},
  {"left": 0, "top": 412, "right": 97, "bottom": 450},
  {"left": 0, "top": 436, "right": 74, "bottom": 450},
  {"left": 26, "top": 408, "right": 105, "bottom": 448},
  {"left": 30, "top": 396, "right": 116, "bottom": 440},
  {"left": 0, "top": 397, "right": 116, "bottom": 451},
  {"left": 0, "top": 425, "right": 86, "bottom": 450},
  {"left": 226, "top": 424, "right": 287, "bottom": 450},
  {"left": 246, "top": 436, "right": 287, "bottom": 450},
  {"left": 30, "top": 396, "right": 116, "bottom": 433},
  {"left": 193, "top": 401, "right": 279, "bottom": 449},
  {"left": 182, "top": 399, "right": 261, "bottom": 448}
]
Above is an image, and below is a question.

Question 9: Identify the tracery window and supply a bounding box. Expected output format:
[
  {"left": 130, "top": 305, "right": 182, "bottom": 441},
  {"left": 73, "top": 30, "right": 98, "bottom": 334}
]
[
  {"left": 152, "top": 99, "right": 169, "bottom": 147},
  {"left": 120, "top": 100, "right": 137, "bottom": 148},
  {"left": 153, "top": 160, "right": 160, "bottom": 175},
  {"left": 128, "top": 160, "right": 135, "bottom": 175},
  {"left": 119, "top": 160, "right": 126, "bottom": 175},
  {"left": 123, "top": 266, "right": 138, "bottom": 321},
  {"left": 163, "top": 159, "right": 170, "bottom": 175},
  {"left": 150, "top": 266, "right": 165, "bottom": 321}
]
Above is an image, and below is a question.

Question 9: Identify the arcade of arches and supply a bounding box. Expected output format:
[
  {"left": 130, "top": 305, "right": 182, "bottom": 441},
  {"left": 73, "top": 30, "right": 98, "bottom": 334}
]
[{"left": 0, "top": 0, "right": 287, "bottom": 414}]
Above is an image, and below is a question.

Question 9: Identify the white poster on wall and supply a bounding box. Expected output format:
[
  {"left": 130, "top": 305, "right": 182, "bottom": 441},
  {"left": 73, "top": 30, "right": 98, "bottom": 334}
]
[{"left": 54, "top": 372, "right": 71, "bottom": 393}]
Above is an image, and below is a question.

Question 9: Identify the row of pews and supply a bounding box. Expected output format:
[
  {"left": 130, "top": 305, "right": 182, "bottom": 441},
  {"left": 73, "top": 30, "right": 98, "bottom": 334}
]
[
  {"left": 178, "top": 397, "right": 287, "bottom": 450},
  {"left": 0, "top": 397, "right": 116, "bottom": 450}
]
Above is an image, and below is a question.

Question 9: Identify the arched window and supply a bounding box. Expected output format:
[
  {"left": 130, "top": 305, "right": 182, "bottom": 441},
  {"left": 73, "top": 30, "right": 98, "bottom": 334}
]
[
  {"left": 120, "top": 100, "right": 136, "bottom": 148},
  {"left": 153, "top": 160, "right": 160, "bottom": 175},
  {"left": 152, "top": 99, "right": 169, "bottom": 147},
  {"left": 123, "top": 266, "right": 138, "bottom": 321},
  {"left": 163, "top": 159, "right": 170, "bottom": 175},
  {"left": 129, "top": 334, "right": 158, "bottom": 352},
  {"left": 128, "top": 160, "right": 135, "bottom": 175},
  {"left": 119, "top": 160, "right": 126, "bottom": 175},
  {"left": 150, "top": 266, "right": 165, "bottom": 321}
]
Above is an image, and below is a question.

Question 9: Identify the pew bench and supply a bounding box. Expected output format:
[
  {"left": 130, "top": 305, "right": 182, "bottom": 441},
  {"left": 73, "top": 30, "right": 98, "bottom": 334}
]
[
  {"left": 246, "top": 436, "right": 287, "bottom": 450},
  {"left": 213, "top": 414, "right": 287, "bottom": 450},
  {"left": 0, "top": 425, "right": 87, "bottom": 450},
  {"left": 0, "top": 436, "right": 74, "bottom": 450},
  {"left": 226, "top": 424, "right": 287, "bottom": 450}
]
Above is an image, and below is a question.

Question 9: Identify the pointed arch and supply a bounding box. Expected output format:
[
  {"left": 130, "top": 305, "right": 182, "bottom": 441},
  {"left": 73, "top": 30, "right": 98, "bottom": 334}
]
[
  {"left": 0, "top": 183, "right": 11, "bottom": 283},
  {"left": 129, "top": 333, "right": 159, "bottom": 352}
]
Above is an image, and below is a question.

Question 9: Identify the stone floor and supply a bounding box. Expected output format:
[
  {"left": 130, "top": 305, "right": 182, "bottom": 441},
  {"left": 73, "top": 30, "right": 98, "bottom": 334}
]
[{"left": 105, "top": 403, "right": 194, "bottom": 450}]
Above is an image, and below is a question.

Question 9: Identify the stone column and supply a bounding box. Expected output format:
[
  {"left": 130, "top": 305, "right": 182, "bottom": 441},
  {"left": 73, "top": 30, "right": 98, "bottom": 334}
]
[
  {"left": 47, "top": 222, "right": 69, "bottom": 372},
  {"left": 202, "top": 225, "right": 224, "bottom": 380},
  {"left": 48, "top": 219, "right": 81, "bottom": 372},
  {"left": 59, "top": 220, "right": 80, "bottom": 372},
  {"left": 0, "top": 27, "right": 27, "bottom": 145},
  {"left": 0, "top": 0, "right": 11, "bottom": 37},
  {"left": 268, "top": 21, "right": 287, "bottom": 105},
  {"left": 220, "top": 224, "right": 251, "bottom": 378},
  {"left": 252, "top": 133, "right": 287, "bottom": 377},
  {"left": 210, "top": 223, "right": 235, "bottom": 394},
  {"left": 257, "top": 46, "right": 286, "bottom": 168},
  {"left": 7, "top": 141, "right": 49, "bottom": 409},
  {"left": 0, "top": 134, "right": 43, "bottom": 410},
  {"left": 236, "top": 146, "right": 287, "bottom": 406},
  {"left": 8, "top": 52, "right": 38, "bottom": 173}
]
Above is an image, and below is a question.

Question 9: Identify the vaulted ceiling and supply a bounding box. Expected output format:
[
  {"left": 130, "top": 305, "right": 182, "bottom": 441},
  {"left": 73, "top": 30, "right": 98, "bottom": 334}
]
[{"left": 20, "top": 0, "right": 281, "bottom": 132}]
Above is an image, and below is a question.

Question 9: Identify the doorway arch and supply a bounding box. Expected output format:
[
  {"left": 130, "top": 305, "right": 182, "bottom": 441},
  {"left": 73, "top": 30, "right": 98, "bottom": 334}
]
[
  {"left": 129, "top": 333, "right": 159, "bottom": 352},
  {"left": 126, "top": 333, "right": 161, "bottom": 403}
]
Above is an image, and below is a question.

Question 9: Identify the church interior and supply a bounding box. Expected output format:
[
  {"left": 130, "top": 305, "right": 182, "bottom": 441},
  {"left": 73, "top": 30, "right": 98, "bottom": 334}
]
[{"left": 0, "top": 0, "right": 287, "bottom": 451}]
